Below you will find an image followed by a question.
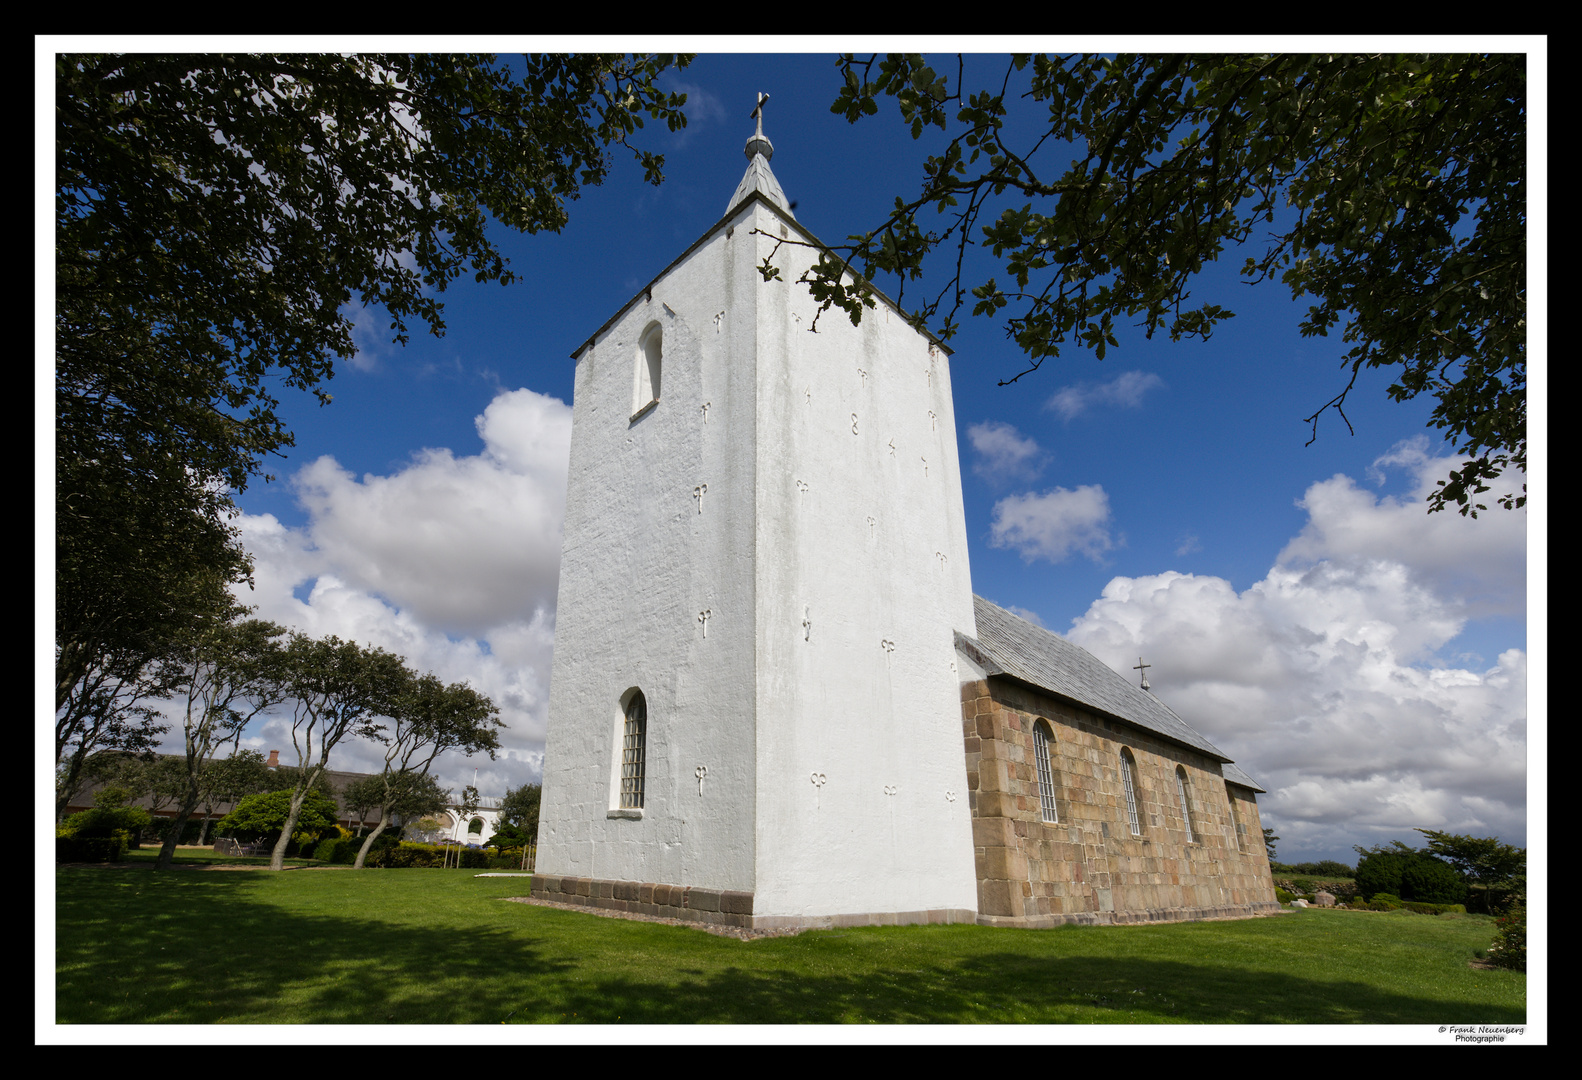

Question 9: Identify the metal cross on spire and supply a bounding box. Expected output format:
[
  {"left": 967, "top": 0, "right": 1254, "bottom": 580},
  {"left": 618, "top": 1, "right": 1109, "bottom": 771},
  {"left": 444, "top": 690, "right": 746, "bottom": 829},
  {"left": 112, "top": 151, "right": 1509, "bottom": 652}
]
[
  {"left": 1133, "top": 657, "right": 1152, "bottom": 691},
  {"left": 744, "top": 92, "right": 775, "bottom": 163}
]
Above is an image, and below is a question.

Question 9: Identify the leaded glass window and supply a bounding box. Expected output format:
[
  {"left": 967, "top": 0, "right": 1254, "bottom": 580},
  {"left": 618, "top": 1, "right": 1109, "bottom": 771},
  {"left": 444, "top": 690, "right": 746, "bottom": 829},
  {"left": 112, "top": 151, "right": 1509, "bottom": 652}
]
[
  {"left": 620, "top": 691, "right": 647, "bottom": 810},
  {"left": 1033, "top": 721, "right": 1059, "bottom": 824},
  {"left": 1120, "top": 749, "right": 1141, "bottom": 836}
]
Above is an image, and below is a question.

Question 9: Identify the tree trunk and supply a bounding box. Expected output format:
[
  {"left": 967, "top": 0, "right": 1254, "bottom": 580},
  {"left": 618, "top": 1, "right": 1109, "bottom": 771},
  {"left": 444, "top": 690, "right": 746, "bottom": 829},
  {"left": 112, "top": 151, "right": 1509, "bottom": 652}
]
[
  {"left": 353, "top": 808, "right": 393, "bottom": 869},
  {"left": 155, "top": 767, "right": 207, "bottom": 870},
  {"left": 269, "top": 784, "right": 314, "bottom": 871},
  {"left": 55, "top": 745, "right": 90, "bottom": 822},
  {"left": 155, "top": 798, "right": 201, "bottom": 870}
]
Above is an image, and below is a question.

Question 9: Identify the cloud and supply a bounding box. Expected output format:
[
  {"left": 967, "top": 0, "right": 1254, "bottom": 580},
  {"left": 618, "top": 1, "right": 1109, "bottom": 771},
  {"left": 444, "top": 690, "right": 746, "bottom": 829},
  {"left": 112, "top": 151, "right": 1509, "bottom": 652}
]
[
  {"left": 1046, "top": 370, "right": 1164, "bottom": 420},
  {"left": 287, "top": 389, "right": 571, "bottom": 636},
  {"left": 967, "top": 420, "right": 1047, "bottom": 485},
  {"left": 225, "top": 388, "right": 573, "bottom": 793},
  {"left": 988, "top": 485, "right": 1116, "bottom": 564},
  {"left": 1063, "top": 448, "right": 1528, "bottom": 860},
  {"left": 1283, "top": 436, "right": 1526, "bottom": 618}
]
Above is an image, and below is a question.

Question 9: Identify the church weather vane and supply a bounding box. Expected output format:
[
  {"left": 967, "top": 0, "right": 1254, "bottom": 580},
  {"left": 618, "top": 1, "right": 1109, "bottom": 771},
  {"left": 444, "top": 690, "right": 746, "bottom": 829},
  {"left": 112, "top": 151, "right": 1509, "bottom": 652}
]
[{"left": 1133, "top": 657, "right": 1151, "bottom": 692}]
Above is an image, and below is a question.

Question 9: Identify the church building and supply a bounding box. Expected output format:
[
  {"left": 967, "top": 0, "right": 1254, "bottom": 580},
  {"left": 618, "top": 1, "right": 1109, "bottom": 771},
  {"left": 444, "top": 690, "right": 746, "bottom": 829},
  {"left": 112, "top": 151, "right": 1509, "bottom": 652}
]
[{"left": 532, "top": 101, "right": 1279, "bottom": 930}]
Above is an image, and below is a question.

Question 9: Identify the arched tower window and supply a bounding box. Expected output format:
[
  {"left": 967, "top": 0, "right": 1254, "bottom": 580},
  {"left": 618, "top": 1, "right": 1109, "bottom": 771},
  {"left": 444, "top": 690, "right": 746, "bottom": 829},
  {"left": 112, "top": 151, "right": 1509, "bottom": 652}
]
[
  {"left": 1175, "top": 766, "right": 1196, "bottom": 844},
  {"left": 1032, "top": 720, "right": 1059, "bottom": 824},
  {"left": 635, "top": 323, "right": 662, "bottom": 414},
  {"left": 1120, "top": 748, "right": 1142, "bottom": 836},
  {"left": 620, "top": 690, "right": 647, "bottom": 810}
]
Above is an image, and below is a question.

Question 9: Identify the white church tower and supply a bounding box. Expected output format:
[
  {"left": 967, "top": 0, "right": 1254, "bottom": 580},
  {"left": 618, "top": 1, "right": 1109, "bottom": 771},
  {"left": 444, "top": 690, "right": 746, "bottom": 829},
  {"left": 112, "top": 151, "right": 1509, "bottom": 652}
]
[{"left": 534, "top": 97, "right": 981, "bottom": 929}]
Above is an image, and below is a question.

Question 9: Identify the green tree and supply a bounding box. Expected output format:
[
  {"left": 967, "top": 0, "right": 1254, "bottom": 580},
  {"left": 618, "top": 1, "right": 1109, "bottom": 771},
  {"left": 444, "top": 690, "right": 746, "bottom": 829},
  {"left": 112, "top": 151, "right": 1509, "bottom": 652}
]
[
  {"left": 153, "top": 615, "right": 289, "bottom": 869},
  {"left": 217, "top": 788, "right": 340, "bottom": 850},
  {"left": 342, "top": 771, "right": 451, "bottom": 848},
  {"left": 793, "top": 53, "right": 1524, "bottom": 516},
  {"left": 55, "top": 54, "right": 692, "bottom": 784},
  {"left": 54, "top": 642, "right": 180, "bottom": 822},
  {"left": 192, "top": 749, "right": 273, "bottom": 845},
  {"left": 1399, "top": 855, "right": 1467, "bottom": 905},
  {"left": 492, "top": 782, "right": 542, "bottom": 848},
  {"left": 57, "top": 52, "right": 691, "bottom": 500},
  {"left": 1415, "top": 828, "right": 1526, "bottom": 913},
  {"left": 267, "top": 633, "right": 409, "bottom": 870},
  {"left": 350, "top": 673, "right": 501, "bottom": 868},
  {"left": 1353, "top": 838, "right": 1468, "bottom": 904},
  {"left": 1263, "top": 826, "right": 1279, "bottom": 862}
]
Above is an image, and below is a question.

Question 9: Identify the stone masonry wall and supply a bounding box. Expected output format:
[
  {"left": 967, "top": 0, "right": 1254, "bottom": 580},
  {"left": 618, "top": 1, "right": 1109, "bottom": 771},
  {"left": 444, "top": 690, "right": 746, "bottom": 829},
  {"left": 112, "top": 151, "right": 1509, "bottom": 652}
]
[{"left": 961, "top": 677, "right": 1279, "bottom": 927}]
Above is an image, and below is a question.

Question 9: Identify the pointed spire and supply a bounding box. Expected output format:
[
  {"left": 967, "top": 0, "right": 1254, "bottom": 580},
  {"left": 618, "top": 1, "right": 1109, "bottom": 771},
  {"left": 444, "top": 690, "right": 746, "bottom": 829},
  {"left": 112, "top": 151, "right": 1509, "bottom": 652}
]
[{"left": 727, "top": 91, "right": 795, "bottom": 218}]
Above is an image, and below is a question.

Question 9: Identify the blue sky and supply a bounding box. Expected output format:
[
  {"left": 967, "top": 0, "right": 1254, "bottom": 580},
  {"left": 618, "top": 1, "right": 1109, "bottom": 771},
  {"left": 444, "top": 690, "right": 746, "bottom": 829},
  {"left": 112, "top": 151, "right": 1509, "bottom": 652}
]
[{"left": 46, "top": 47, "right": 1540, "bottom": 866}]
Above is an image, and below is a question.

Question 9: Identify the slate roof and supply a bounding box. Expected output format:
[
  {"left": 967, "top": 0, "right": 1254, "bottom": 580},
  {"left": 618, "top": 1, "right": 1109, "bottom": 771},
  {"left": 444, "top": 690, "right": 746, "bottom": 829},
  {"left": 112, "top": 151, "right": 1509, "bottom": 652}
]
[{"left": 962, "top": 596, "right": 1232, "bottom": 763}]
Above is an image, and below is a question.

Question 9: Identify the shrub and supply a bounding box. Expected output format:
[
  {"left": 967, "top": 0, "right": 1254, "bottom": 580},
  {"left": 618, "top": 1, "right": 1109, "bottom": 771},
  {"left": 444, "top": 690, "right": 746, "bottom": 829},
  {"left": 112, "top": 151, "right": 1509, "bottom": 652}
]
[
  {"left": 312, "top": 837, "right": 348, "bottom": 863},
  {"left": 63, "top": 804, "right": 153, "bottom": 843},
  {"left": 1355, "top": 853, "right": 1408, "bottom": 899},
  {"left": 1400, "top": 856, "right": 1466, "bottom": 905},
  {"left": 1403, "top": 901, "right": 1466, "bottom": 915},
  {"left": 1487, "top": 904, "right": 1525, "bottom": 970},
  {"left": 56, "top": 833, "right": 128, "bottom": 863},
  {"left": 1274, "top": 887, "right": 1296, "bottom": 903},
  {"left": 1271, "top": 860, "right": 1355, "bottom": 877}
]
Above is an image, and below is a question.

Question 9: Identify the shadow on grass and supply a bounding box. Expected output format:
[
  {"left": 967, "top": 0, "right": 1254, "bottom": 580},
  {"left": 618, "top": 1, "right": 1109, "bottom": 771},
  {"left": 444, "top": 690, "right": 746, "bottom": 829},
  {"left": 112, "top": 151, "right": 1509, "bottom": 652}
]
[
  {"left": 56, "top": 870, "right": 1524, "bottom": 1026},
  {"left": 56, "top": 867, "right": 575, "bottom": 1024},
  {"left": 524, "top": 935, "right": 1525, "bottom": 1025}
]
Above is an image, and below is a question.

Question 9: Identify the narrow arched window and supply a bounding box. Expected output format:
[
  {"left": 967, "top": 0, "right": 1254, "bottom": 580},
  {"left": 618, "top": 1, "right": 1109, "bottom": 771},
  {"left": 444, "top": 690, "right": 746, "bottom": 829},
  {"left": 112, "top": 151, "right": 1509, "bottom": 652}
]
[
  {"left": 1227, "top": 783, "right": 1247, "bottom": 852},
  {"left": 1175, "top": 766, "right": 1196, "bottom": 844},
  {"left": 1033, "top": 720, "right": 1059, "bottom": 824},
  {"left": 620, "top": 690, "right": 647, "bottom": 810},
  {"left": 635, "top": 323, "right": 662, "bottom": 414},
  {"left": 1120, "top": 749, "right": 1142, "bottom": 836}
]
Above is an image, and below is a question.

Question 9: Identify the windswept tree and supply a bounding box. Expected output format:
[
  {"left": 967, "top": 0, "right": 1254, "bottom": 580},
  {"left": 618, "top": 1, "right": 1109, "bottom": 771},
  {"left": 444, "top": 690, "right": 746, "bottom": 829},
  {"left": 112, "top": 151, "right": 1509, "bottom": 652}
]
[
  {"left": 217, "top": 788, "right": 340, "bottom": 853},
  {"left": 342, "top": 771, "right": 451, "bottom": 852},
  {"left": 55, "top": 639, "right": 180, "bottom": 821},
  {"left": 1415, "top": 828, "right": 1526, "bottom": 913},
  {"left": 788, "top": 53, "right": 1525, "bottom": 516},
  {"left": 268, "top": 633, "right": 408, "bottom": 871},
  {"left": 192, "top": 749, "right": 273, "bottom": 845},
  {"left": 56, "top": 54, "right": 691, "bottom": 795},
  {"left": 154, "top": 615, "right": 289, "bottom": 869},
  {"left": 352, "top": 674, "right": 502, "bottom": 868}
]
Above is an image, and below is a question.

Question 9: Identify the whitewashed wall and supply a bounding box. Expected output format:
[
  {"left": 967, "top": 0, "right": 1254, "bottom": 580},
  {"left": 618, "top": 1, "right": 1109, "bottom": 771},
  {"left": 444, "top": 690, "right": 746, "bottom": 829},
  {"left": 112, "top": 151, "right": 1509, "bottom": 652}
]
[{"left": 537, "top": 192, "right": 980, "bottom": 920}]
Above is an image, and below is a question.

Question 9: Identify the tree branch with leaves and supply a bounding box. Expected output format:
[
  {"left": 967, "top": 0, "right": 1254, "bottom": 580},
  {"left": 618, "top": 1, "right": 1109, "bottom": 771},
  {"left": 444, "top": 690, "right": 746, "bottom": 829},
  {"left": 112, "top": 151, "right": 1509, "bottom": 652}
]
[{"left": 788, "top": 53, "right": 1525, "bottom": 516}]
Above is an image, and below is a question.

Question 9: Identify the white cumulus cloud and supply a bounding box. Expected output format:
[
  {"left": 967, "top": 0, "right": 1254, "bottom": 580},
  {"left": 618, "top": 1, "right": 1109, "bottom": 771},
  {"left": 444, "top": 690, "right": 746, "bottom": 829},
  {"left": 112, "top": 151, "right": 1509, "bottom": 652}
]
[
  {"left": 227, "top": 388, "right": 573, "bottom": 794},
  {"left": 989, "top": 485, "right": 1116, "bottom": 564},
  {"left": 1063, "top": 445, "right": 1528, "bottom": 860}
]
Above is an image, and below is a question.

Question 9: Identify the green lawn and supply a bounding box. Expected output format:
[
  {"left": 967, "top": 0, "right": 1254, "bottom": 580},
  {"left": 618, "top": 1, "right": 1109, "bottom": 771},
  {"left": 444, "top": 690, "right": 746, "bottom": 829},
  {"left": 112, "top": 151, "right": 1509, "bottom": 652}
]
[{"left": 54, "top": 864, "right": 1525, "bottom": 1025}]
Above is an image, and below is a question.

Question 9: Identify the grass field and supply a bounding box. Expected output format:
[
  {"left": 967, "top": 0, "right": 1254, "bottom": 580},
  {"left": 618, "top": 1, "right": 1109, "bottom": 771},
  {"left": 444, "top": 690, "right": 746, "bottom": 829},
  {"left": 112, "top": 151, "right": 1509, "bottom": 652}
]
[{"left": 54, "top": 857, "right": 1525, "bottom": 1026}]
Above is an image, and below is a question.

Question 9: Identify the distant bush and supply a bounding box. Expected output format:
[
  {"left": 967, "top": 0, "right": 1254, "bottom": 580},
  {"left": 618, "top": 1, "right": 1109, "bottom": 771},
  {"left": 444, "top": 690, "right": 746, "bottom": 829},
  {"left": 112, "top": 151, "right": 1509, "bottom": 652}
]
[
  {"left": 1271, "top": 860, "right": 1355, "bottom": 877},
  {"left": 1402, "top": 901, "right": 1466, "bottom": 915}
]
